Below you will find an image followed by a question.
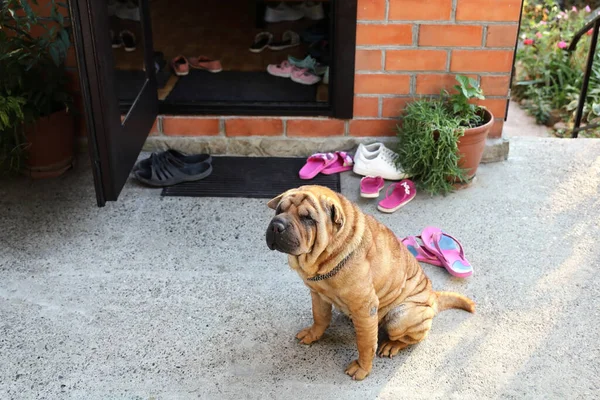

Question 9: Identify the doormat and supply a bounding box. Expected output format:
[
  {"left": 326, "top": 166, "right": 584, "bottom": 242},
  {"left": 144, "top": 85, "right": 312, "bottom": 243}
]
[
  {"left": 164, "top": 70, "right": 318, "bottom": 103},
  {"left": 160, "top": 156, "right": 341, "bottom": 199}
]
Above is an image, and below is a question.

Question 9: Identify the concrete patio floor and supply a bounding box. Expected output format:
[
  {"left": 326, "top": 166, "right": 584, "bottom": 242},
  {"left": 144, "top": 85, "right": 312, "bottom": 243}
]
[{"left": 1, "top": 137, "right": 599, "bottom": 399}]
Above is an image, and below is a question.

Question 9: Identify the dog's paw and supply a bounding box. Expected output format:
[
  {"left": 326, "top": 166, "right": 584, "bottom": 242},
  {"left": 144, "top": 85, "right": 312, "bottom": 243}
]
[
  {"left": 378, "top": 340, "right": 409, "bottom": 358},
  {"left": 345, "top": 360, "right": 371, "bottom": 381},
  {"left": 296, "top": 326, "right": 325, "bottom": 345}
]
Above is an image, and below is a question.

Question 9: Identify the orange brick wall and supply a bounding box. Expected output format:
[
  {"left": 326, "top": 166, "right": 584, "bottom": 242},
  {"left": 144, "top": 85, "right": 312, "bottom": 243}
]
[{"left": 61, "top": 0, "right": 521, "bottom": 141}]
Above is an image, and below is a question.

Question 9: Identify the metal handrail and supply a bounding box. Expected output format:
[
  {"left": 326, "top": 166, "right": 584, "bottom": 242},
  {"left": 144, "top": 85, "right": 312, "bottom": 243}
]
[{"left": 567, "top": 8, "right": 600, "bottom": 137}]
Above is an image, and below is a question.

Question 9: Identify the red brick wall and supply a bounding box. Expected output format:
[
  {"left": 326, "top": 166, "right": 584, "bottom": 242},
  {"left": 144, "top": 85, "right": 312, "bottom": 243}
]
[{"left": 60, "top": 0, "right": 521, "bottom": 141}]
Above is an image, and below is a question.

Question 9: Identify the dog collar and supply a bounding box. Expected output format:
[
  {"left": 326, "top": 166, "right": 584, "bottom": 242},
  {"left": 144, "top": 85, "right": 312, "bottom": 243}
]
[{"left": 307, "top": 251, "right": 354, "bottom": 282}]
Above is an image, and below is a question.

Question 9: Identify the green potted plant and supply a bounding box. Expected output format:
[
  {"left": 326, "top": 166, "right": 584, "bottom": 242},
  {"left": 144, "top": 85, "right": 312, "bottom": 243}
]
[
  {"left": 395, "top": 75, "right": 494, "bottom": 195},
  {"left": 0, "top": 0, "right": 74, "bottom": 178}
]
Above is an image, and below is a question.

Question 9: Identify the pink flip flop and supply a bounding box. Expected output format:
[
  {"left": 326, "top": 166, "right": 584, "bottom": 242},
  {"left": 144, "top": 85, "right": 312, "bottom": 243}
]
[
  {"left": 360, "top": 176, "right": 384, "bottom": 198},
  {"left": 299, "top": 152, "right": 338, "bottom": 180},
  {"left": 400, "top": 236, "right": 443, "bottom": 267},
  {"left": 421, "top": 227, "right": 473, "bottom": 278},
  {"left": 322, "top": 151, "right": 354, "bottom": 175},
  {"left": 377, "top": 180, "right": 416, "bottom": 213}
]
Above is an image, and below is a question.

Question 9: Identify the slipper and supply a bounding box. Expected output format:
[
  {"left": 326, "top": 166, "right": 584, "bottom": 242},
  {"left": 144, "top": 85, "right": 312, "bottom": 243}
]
[
  {"left": 171, "top": 55, "right": 189, "bottom": 76},
  {"left": 249, "top": 32, "right": 273, "bottom": 53},
  {"left": 188, "top": 56, "right": 222, "bottom": 73},
  {"left": 268, "top": 30, "right": 300, "bottom": 51},
  {"left": 360, "top": 176, "right": 384, "bottom": 198},
  {"left": 377, "top": 180, "right": 416, "bottom": 213},
  {"left": 421, "top": 227, "right": 473, "bottom": 278},
  {"left": 134, "top": 152, "right": 212, "bottom": 187},
  {"left": 299, "top": 152, "right": 338, "bottom": 180},
  {"left": 322, "top": 151, "right": 353, "bottom": 175},
  {"left": 134, "top": 150, "right": 211, "bottom": 171},
  {"left": 400, "top": 236, "right": 443, "bottom": 267}
]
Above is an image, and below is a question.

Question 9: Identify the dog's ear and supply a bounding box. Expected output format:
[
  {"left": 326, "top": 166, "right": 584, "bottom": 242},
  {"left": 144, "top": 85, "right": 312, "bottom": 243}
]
[
  {"left": 321, "top": 195, "right": 344, "bottom": 230},
  {"left": 267, "top": 193, "right": 284, "bottom": 210}
]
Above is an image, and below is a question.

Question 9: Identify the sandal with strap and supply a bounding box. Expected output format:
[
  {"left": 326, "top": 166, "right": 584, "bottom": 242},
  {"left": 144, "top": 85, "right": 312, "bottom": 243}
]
[
  {"left": 134, "top": 152, "right": 212, "bottom": 187},
  {"left": 421, "top": 227, "right": 473, "bottom": 278},
  {"left": 400, "top": 236, "right": 443, "bottom": 267},
  {"left": 134, "top": 150, "right": 211, "bottom": 172}
]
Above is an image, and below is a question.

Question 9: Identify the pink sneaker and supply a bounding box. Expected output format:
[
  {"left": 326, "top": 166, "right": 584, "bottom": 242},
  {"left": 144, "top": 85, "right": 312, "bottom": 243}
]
[
  {"left": 377, "top": 179, "right": 416, "bottom": 213},
  {"left": 360, "top": 176, "right": 384, "bottom": 198},
  {"left": 267, "top": 60, "right": 297, "bottom": 78},
  {"left": 189, "top": 56, "right": 222, "bottom": 73},
  {"left": 171, "top": 55, "right": 189, "bottom": 76},
  {"left": 291, "top": 68, "right": 321, "bottom": 85}
]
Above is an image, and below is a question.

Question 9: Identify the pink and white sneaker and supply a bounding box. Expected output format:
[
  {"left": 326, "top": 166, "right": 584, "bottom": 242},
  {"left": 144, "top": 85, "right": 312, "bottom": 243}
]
[
  {"left": 360, "top": 176, "right": 385, "bottom": 198},
  {"left": 291, "top": 68, "right": 321, "bottom": 85},
  {"left": 377, "top": 179, "right": 416, "bottom": 213},
  {"left": 267, "top": 60, "right": 297, "bottom": 78}
]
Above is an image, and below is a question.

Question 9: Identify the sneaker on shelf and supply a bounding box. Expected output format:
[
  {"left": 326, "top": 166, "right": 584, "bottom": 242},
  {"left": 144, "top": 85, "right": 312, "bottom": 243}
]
[
  {"left": 264, "top": 3, "right": 304, "bottom": 23},
  {"left": 291, "top": 68, "right": 321, "bottom": 85},
  {"left": 189, "top": 56, "right": 222, "bottom": 73},
  {"left": 171, "top": 55, "right": 190, "bottom": 76},
  {"left": 353, "top": 142, "right": 408, "bottom": 181},
  {"left": 287, "top": 55, "right": 327, "bottom": 75},
  {"left": 267, "top": 60, "right": 298, "bottom": 78},
  {"left": 294, "top": 1, "right": 325, "bottom": 20},
  {"left": 115, "top": 1, "right": 140, "bottom": 21}
]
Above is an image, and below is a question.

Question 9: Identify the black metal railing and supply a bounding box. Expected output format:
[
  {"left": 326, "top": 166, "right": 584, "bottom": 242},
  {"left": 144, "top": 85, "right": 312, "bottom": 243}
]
[{"left": 567, "top": 8, "right": 600, "bottom": 137}]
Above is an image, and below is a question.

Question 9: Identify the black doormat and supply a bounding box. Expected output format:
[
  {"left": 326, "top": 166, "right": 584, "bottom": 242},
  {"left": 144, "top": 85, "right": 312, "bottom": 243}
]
[
  {"left": 160, "top": 156, "right": 341, "bottom": 199},
  {"left": 115, "top": 69, "right": 171, "bottom": 103},
  {"left": 164, "top": 70, "right": 317, "bottom": 103}
]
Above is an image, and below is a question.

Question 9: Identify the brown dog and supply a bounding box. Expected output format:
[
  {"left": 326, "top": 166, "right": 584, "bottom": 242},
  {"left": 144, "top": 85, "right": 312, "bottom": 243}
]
[{"left": 266, "top": 185, "right": 475, "bottom": 380}]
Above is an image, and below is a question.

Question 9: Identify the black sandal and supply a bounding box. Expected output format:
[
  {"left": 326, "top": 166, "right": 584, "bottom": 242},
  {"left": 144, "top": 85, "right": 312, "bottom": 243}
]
[{"left": 134, "top": 152, "right": 212, "bottom": 187}]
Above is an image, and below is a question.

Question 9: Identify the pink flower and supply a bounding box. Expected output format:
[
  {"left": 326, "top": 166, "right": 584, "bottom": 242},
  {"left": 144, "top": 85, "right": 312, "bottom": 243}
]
[
  {"left": 557, "top": 14, "right": 562, "bottom": 19},
  {"left": 572, "top": 6, "right": 578, "bottom": 12},
  {"left": 536, "top": 32, "right": 543, "bottom": 38},
  {"left": 587, "top": 28, "right": 594, "bottom": 35},
  {"left": 585, "top": 5, "right": 592, "bottom": 12},
  {"left": 524, "top": 38, "right": 535, "bottom": 45},
  {"left": 539, "top": 21, "right": 547, "bottom": 25},
  {"left": 557, "top": 41, "right": 568, "bottom": 49}
]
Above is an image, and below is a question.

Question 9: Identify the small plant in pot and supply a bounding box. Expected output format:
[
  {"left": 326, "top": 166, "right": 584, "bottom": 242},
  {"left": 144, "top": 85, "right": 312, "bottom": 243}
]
[
  {"left": 0, "top": 0, "right": 74, "bottom": 178},
  {"left": 395, "top": 75, "right": 494, "bottom": 195}
]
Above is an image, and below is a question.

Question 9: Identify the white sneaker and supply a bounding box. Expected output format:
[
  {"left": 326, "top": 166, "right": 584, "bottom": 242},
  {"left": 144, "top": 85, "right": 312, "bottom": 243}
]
[
  {"left": 264, "top": 3, "right": 304, "bottom": 23},
  {"left": 353, "top": 143, "right": 408, "bottom": 180},
  {"left": 294, "top": 2, "right": 325, "bottom": 20},
  {"left": 115, "top": 1, "right": 140, "bottom": 21}
]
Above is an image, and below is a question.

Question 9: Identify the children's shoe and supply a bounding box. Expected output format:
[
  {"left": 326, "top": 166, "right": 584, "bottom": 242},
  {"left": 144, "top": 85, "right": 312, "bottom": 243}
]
[
  {"left": 294, "top": 1, "right": 325, "bottom": 20},
  {"left": 287, "top": 55, "right": 327, "bottom": 75},
  {"left": 119, "top": 30, "right": 136, "bottom": 52},
  {"left": 360, "top": 176, "right": 384, "bottom": 198},
  {"left": 299, "top": 152, "right": 338, "bottom": 180},
  {"left": 110, "top": 30, "right": 122, "bottom": 49},
  {"left": 322, "top": 151, "right": 353, "bottom": 175},
  {"left": 171, "top": 55, "right": 190, "bottom": 76},
  {"left": 249, "top": 32, "right": 273, "bottom": 53},
  {"left": 264, "top": 3, "right": 304, "bottom": 23},
  {"left": 291, "top": 68, "right": 321, "bottom": 85},
  {"left": 267, "top": 60, "right": 298, "bottom": 78},
  {"left": 115, "top": 1, "right": 140, "bottom": 21},
  {"left": 189, "top": 56, "right": 222, "bottom": 73},
  {"left": 353, "top": 143, "right": 408, "bottom": 181},
  {"left": 377, "top": 180, "right": 416, "bottom": 213}
]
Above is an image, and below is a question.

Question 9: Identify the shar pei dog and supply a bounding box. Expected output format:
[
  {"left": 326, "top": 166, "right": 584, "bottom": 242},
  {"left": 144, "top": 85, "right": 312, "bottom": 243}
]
[{"left": 265, "top": 185, "right": 475, "bottom": 380}]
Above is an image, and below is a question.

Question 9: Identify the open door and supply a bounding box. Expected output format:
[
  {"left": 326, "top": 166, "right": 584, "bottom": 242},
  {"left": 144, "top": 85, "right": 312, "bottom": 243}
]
[{"left": 69, "top": 0, "right": 158, "bottom": 206}]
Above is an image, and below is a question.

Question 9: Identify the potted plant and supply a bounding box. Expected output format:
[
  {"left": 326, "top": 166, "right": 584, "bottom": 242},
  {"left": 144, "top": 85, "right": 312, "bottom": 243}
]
[
  {"left": 395, "top": 75, "right": 494, "bottom": 195},
  {"left": 0, "top": 0, "right": 74, "bottom": 178}
]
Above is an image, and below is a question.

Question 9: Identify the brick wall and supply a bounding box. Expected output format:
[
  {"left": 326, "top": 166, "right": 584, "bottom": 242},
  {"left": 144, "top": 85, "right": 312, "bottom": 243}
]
[{"left": 55, "top": 0, "right": 521, "bottom": 143}]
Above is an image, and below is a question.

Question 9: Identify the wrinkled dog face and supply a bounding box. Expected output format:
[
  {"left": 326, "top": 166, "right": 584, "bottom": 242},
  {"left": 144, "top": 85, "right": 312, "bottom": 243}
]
[{"left": 266, "top": 191, "right": 319, "bottom": 255}]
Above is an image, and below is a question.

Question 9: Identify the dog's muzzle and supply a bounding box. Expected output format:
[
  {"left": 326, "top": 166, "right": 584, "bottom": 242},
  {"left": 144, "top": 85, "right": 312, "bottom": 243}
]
[{"left": 266, "top": 216, "right": 292, "bottom": 252}]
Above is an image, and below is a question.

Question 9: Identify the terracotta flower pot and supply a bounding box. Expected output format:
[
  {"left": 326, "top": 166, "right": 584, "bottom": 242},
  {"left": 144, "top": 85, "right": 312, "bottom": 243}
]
[
  {"left": 23, "top": 109, "right": 75, "bottom": 179},
  {"left": 457, "top": 108, "right": 494, "bottom": 179}
]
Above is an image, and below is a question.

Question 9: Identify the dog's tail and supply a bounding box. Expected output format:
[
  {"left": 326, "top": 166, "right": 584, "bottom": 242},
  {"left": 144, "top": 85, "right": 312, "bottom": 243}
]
[{"left": 435, "top": 291, "right": 475, "bottom": 313}]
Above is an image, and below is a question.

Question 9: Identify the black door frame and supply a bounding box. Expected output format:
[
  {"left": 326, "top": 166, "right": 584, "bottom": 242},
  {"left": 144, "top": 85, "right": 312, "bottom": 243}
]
[{"left": 69, "top": 0, "right": 159, "bottom": 206}]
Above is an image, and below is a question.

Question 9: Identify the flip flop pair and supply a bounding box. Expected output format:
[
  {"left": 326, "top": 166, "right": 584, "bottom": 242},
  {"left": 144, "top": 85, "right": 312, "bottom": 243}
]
[
  {"left": 299, "top": 151, "right": 353, "bottom": 180},
  {"left": 360, "top": 177, "right": 416, "bottom": 213},
  {"left": 134, "top": 150, "right": 212, "bottom": 187},
  {"left": 401, "top": 227, "right": 473, "bottom": 278}
]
